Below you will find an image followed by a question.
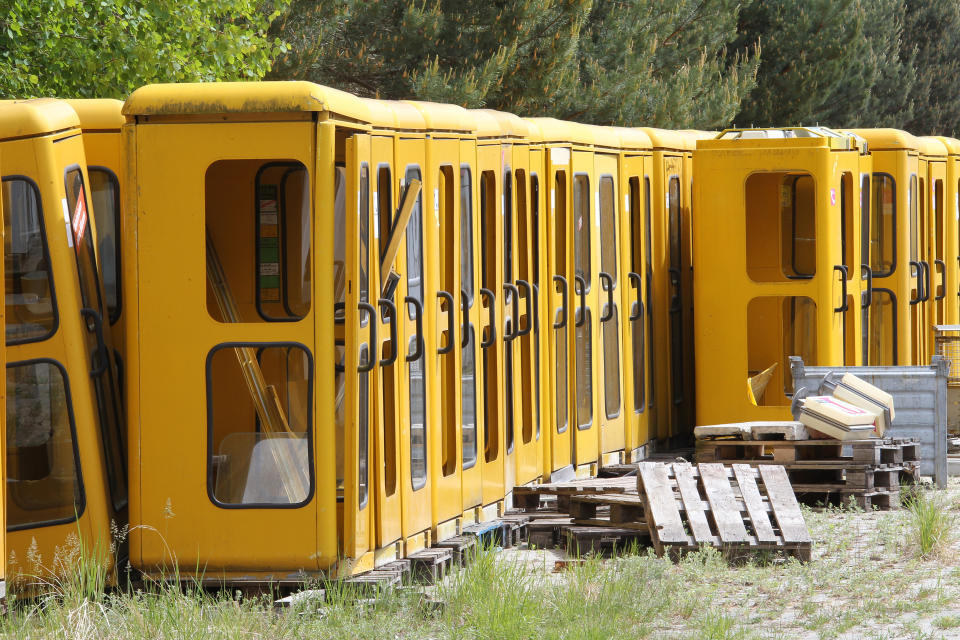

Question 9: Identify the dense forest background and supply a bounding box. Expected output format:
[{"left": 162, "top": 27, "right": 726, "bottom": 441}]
[{"left": 3, "top": 0, "right": 958, "bottom": 134}]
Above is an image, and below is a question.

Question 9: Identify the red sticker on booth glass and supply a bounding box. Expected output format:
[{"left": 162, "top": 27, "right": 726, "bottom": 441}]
[{"left": 72, "top": 190, "right": 88, "bottom": 245}]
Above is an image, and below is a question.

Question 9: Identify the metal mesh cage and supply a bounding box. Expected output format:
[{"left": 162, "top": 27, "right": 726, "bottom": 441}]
[{"left": 934, "top": 325, "right": 960, "bottom": 386}]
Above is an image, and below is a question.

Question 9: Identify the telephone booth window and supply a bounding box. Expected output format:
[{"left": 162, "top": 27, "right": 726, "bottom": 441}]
[
  {"left": 7, "top": 360, "right": 84, "bottom": 530},
  {"left": 207, "top": 343, "right": 313, "bottom": 507},
  {"left": 745, "top": 172, "right": 816, "bottom": 282},
  {"left": 405, "top": 166, "right": 428, "bottom": 490},
  {"left": 871, "top": 174, "right": 896, "bottom": 277},
  {"left": 205, "top": 160, "right": 311, "bottom": 323},
  {"left": 746, "top": 296, "right": 817, "bottom": 406},
  {"left": 88, "top": 168, "right": 121, "bottom": 323},
  {"left": 460, "top": 166, "right": 478, "bottom": 469},
  {"left": 3, "top": 178, "right": 57, "bottom": 344}
]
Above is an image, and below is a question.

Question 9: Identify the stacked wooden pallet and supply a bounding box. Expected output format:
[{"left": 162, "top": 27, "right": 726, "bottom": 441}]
[
  {"left": 511, "top": 476, "right": 650, "bottom": 555},
  {"left": 695, "top": 428, "right": 920, "bottom": 511}
]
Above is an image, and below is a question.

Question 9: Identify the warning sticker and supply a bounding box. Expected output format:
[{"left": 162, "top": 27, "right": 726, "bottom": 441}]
[{"left": 71, "top": 189, "right": 88, "bottom": 246}]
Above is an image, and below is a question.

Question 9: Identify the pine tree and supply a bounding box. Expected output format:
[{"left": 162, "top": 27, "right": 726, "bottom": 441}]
[
  {"left": 902, "top": 0, "right": 960, "bottom": 136},
  {"left": 733, "top": 0, "right": 870, "bottom": 127},
  {"left": 552, "top": 0, "right": 758, "bottom": 128},
  {"left": 267, "top": 0, "right": 756, "bottom": 128}
]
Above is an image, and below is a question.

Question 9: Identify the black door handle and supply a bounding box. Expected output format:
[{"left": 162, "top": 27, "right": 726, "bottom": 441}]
[
  {"left": 460, "top": 289, "right": 471, "bottom": 348},
  {"left": 357, "top": 301, "right": 377, "bottom": 373},
  {"left": 574, "top": 275, "right": 587, "bottom": 327},
  {"left": 553, "top": 275, "right": 568, "bottom": 329},
  {"left": 405, "top": 296, "right": 424, "bottom": 362},
  {"left": 516, "top": 279, "right": 532, "bottom": 337},
  {"left": 833, "top": 265, "right": 849, "bottom": 313},
  {"left": 503, "top": 282, "right": 519, "bottom": 342},
  {"left": 921, "top": 260, "right": 931, "bottom": 302},
  {"left": 935, "top": 259, "right": 946, "bottom": 301},
  {"left": 599, "top": 271, "right": 614, "bottom": 323},
  {"left": 378, "top": 298, "right": 397, "bottom": 367},
  {"left": 628, "top": 272, "right": 643, "bottom": 321},
  {"left": 532, "top": 283, "right": 539, "bottom": 333},
  {"left": 480, "top": 287, "right": 496, "bottom": 348},
  {"left": 80, "top": 307, "right": 109, "bottom": 377},
  {"left": 909, "top": 260, "right": 923, "bottom": 305},
  {"left": 668, "top": 267, "right": 681, "bottom": 311},
  {"left": 860, "top": 265, "right": 873, "bottom": 307},
  {"left": 437, "top": 290, "right": 455, "bottom": 355}
]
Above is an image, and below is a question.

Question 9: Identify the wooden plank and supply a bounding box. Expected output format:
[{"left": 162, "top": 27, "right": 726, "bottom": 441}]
[
  {"left": 758, "top": 465, "right": 812, "bottom": 544},
  {"left": 672, "top": 462, "right": 715, "bottom": 545},
  {"left": 732, "top": 464, "right": 778, "bottom": 544},
  {"left": 697, "top": 463, "right": 750, "bottom": 543},
  {"left": 637, "top": 463, "right": 688, "bottom": 548}
]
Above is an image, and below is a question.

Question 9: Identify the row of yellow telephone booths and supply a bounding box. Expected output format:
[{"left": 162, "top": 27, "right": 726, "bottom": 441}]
[
  {"left": 0, "top": 85, "right": 707, "bottom": 587},
  {"left": 694, "top": 127, "right": 960, "bottom": 425},
  {"left": 118, "top": 82, "right": 704, "bottom": 579},
  {"left": 4, "top": 83, "right": 960, "bottom": 588}
]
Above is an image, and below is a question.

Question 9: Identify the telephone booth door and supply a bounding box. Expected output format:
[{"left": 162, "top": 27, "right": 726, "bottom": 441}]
[
  {"left": 546, "top": 149, "right": 573, "bottom": 478},
  {"left": 619, "top": 154, "right": 652, "bottom": 456},
  {"left": 570, "top": 149, "right": 599, "bottom": 468},
  {"left": 341, "top": 132, "right": 375, "bottom": 565},
  {"left": 595, "top": 153, "right": 626, "bottom": 457}
]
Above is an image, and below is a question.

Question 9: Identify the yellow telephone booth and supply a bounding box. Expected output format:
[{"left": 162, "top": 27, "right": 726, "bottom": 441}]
[
  {"left": 918, "top": 137, "right": 950, "bottom": 357},
  {"left": 637, "top": 128, "right": 697, "bottom": 443},
  {"left": 1, "top": 100, "right": 124, "bottom": 587},
  {"left": 693, "top": 127, "right": 867, "bottom": 425},
  {"left": 610, "top": 127, "right": 654, "bottom": 461},
  {"left": 935, "top": 136, "right": 960, "bottom": 326},
  {"left": 124, "top": 82, "right": 440, "bottom": 579}
]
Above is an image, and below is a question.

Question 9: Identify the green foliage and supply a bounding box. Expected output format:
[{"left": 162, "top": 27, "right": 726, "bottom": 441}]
[
  {"left": 732, "top": 0, "right": 873, "bottom": 127},
  {"left": 903, "top": 486, "right": 956, "bottom": 559},
  {"left": 902, "top": 0, "right": 960, "bottom": 135},
  {"left": 552, "top": 0, "right": 758, "bottom": 128},
  {"left": 269, "top": 0, "right": 757, "bottom": 128},
  {"left": 0, "top": 0, "right": 289, "bottom": 99}
]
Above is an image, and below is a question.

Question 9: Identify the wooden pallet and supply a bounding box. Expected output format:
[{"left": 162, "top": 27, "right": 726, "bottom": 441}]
[
  {"left": 564, "top": 526, "right": 650, "bottom": 556},
  {"left": 568, "top": 494, "right": 647, "bottom": 529},
  {"left": 637, "top": 462, "right": 812, "bottom": 560},
  {"left": 513, "top": 476, "right": 637, "bottom": 511},
  {"left": 694, "top": 437, "right": 918, "bottom": 511}
]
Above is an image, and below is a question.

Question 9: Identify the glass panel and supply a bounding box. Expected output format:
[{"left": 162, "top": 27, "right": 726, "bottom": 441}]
[
  {"left": 669, "top": 176, "right": 683, "bottom": 404},
  {"left": 440, "top": 165, "right": 456, "bottom": 476},
  {"left": 869, "top": 290, "right": 897, "bottom": 366},
  {"left": 871, "top": 174, "right": 896, "bottom": 276},
  {"left": 3, "top": 178, "right": 56, "bottom": 344},
  {"left": 555, "top": 171, "right": 568, "bottom": 434},
  {"left": 209, "top": 344, "right": 312, "bottom": 506},
  {"left": 504, "top": 168, "right": 513, "bottom": 454},
  {"left": 531, "top": 173, "right": 540, "bottom": 439},
  {"left": 573, "top": 174, "right": 590, "bottom": 290},
  {"left": 460, "top": 167, "right": 475, "bottom": 303},
  {"left": 909, "top": 174, "right": 918, "bottom": 262},
  {"left": 841, "top": 173, "right": 853, "bottom": 276},
  {"left": 576, "top": 309, "right": 593, "bottom": 430},
  {"left": 205, "top": 160, "right": 311, "bottom": 323},
  {"left": 600, "top": 176, "right": 617, "bottom": 282},
  {"left": 462, "top": 326, "right": 478, "bottom": 469},
  {"left": 460, "top": 166, "right": 478, "bottom": 468},
  {"left": 629, "top": 177, "right": 644, "bottom": 413},
  {"left": 375, "top": 164, "right": 397, "bottom": 496},
  {"left": 644, "top": 177, "right": 654, "bottom": 410},
  {"left": 480, "top": 170, "right": 499, "bottom": 463},
  {"left": 603, "top": 307, "right": 621, "bottom": 419},
  {"left": 358, "top": 164, "right": 370, "bottom": 507},
  {"left": 405, "top": 166, "right": 427, "bottom": 490},
  {"left": 7, "top": 361, "right": 83, "bottom": 529},
  {"left": 745, "top": 173, "right": 816, "bottom": 281},
  {"left": 746, "top": 296, "right": 817, "bottom": 406},
  {"left": 88, "top": 168, "right": 121, "bottom": 323}
]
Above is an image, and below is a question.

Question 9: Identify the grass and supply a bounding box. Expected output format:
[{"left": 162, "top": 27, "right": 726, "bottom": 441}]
[
  {"left": 903, "top": 486, "right": 956, "bottom": 559},
  {"left": 5, "top": 481, "right": 960, "bottom": 639}
]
